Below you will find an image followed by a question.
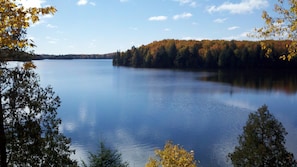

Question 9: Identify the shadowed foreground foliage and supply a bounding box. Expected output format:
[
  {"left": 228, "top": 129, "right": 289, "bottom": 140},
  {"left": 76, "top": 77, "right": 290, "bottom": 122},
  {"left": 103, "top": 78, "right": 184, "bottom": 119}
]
[
  {"left": 0, "top": 0, "right": 58, "bottom": 165},
  {"left": 0, "top": 65, "right": 77, "bottom": 166},
  {"left": 228, "top": 105, "right": 296, "bottom": 167}
]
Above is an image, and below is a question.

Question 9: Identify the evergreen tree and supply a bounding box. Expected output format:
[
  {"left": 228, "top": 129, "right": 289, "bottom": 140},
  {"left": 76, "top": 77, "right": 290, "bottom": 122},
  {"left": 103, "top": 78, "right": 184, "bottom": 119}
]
[
  {"left": 166, "top": 41, "right": 177, "bottom": 67},
  {"left": 131, "top": 46, "right": 142, "bottom": 67},
  {"left": 228, "top": 105, "right": 296, "bottom": 167},
  {"left": 83, "top": 142, "right": 129, "bottom": 167},
  {"left": 153, "top": 46, "right": 168, "bottom": 68}
]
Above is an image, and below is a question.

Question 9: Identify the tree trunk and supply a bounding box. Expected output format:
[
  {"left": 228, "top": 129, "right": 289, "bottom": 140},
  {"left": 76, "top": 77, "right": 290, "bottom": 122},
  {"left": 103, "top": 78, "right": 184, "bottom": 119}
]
[{"left": 0, "top": 96, "right": 7, "bottom": 167}]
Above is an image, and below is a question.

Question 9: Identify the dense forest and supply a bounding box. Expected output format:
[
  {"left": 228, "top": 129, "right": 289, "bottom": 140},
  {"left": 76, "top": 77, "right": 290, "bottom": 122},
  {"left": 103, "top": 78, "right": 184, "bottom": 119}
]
[{"left": 113, "top": 39, "right": 297, "bottom": 69}]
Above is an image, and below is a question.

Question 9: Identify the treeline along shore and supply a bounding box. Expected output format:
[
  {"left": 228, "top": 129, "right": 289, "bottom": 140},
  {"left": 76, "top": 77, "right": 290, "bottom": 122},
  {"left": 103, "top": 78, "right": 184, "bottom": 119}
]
[
  {"left": 0, "top": 49, "right": 116, "bottom": 61},
  {"left": 35, "top": 53, "right": 115, "bottom": 60},
  {"left": 113, "top": 39, "right": 297, "bottom": 69},
  {"left": 3, "top": 39, "right": 297, "bottom": 70}
]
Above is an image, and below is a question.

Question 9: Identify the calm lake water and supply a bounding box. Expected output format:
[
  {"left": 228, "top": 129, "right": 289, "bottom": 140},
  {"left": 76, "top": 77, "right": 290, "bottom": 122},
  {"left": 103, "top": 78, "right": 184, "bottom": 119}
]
[{"left": 31, "top": 59, "right": 297, "bottom": 167}]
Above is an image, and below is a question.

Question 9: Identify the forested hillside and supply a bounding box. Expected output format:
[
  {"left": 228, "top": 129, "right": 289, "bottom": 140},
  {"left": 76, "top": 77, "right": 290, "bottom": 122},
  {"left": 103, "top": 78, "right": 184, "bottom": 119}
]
[{"left": 113, "top": 39, "right": 297, "bottom": 69}]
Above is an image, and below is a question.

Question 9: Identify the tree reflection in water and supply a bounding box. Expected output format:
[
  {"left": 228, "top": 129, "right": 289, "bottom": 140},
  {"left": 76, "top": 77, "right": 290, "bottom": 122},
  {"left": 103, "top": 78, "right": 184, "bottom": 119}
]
[{"left": 199, "top": 69, "right": 297, "bottom": 94}]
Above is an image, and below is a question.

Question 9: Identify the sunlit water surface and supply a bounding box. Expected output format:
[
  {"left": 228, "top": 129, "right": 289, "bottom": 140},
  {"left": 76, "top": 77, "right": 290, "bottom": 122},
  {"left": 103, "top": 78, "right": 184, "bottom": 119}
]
[{"left": 26, "top": 59, "right": 297, "bottom": 167}]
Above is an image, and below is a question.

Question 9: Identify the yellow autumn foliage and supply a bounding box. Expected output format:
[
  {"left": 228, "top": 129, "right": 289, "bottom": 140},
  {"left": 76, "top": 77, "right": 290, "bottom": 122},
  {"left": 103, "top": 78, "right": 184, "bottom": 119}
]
[
  {"left": 250, "top": 0, "right": 297, "bottom": 60},
  {"left": 146, "top": 141, "right": 198, "bottom": 167},
  {"left": 0, "top": 0, "right": 56, "bottom": 50}
]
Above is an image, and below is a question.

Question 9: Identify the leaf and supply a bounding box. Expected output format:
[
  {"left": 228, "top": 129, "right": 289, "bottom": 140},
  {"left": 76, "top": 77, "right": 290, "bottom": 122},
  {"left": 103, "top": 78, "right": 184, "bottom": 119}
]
[
  {"left": 0, "top": 0, "right": 56, "bottom": 52},
  {"left": 23, "top": 62, "right": 36, "bottom": 70}
]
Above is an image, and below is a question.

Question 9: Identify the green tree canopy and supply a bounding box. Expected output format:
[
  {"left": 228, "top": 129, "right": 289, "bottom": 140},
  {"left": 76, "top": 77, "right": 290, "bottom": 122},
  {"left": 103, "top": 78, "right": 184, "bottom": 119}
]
[
  {"left": 0, "top": 65, "right": 77, "bottom": 166},
  {"left": 228, "top": 105, "right": 296, "bottom": 167},
  {"left": 0, "top": 1, "right": 62, "bottom": 166}
]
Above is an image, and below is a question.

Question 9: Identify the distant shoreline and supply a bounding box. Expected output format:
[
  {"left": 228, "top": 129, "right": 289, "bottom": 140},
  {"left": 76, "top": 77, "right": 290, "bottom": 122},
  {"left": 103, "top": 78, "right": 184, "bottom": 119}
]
[{"left": 33, "top": 53, "right": 116, "bottom": 60}]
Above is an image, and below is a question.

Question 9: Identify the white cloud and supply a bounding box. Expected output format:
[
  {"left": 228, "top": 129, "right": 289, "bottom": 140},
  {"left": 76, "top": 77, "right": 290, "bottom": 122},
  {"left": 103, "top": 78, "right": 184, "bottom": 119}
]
[
  {"left": 77, "top": 0, "right": 88, "bottom": 5},
  {"left": 214, "top": 18, "right": 227, "bottom": 23},
  {"left": 19, "top": 0, "right": 45, "bottom": 8},
  {"left": 239, "top": 31, "right": 250, "bottom": 38},
  {"left": 189, "top": 2, "right": 197, "bottom": 7},
  {"left": 130, "top": 27, "right": 139, "bottom": 31},
  {"left": 228, "top": 26, "right": 240, "bottom": 30},
  {"left": 89, "top": 2, "right": 96, "bottom": 6},
  {"left": 173, "top": 12, "right": 192, "bottom": 20},
  {"left": 182, "top": 36, "right": 210, "bottom": 40},
  {"left": 28, "top": 35, "right": 35, "bottom": 41},
  {"left": 148, "top": 16, "right": 167, "bottom": 21},
  {"left": 176, "top": 0, "right": 191, "bottom": 4},
  {"left": 223, "top": 31, "right": 251, "bottom": 40},
  {"left": 46, "top": 24, "right": 57, "bottom": 29},
  {"left": 175, "top": 0, "right": 198, "bottom": 7},
  {"left": 46, "top": 36, "right": 59, "bottom": 44},
  {"left": 42, "top": 14, "right": 53, "bottom": 18},
  {"left": 77, "top": 0, "right": 95, "bottom": 6},
  {"left": 88, "top": 40, "right": 97, "bottom": 49},
  {"left": 207, "top": 0, "right": 268, "bottom": 14},
  {"left": 164, "top": 28, "right": 171, "bottom": 31}
]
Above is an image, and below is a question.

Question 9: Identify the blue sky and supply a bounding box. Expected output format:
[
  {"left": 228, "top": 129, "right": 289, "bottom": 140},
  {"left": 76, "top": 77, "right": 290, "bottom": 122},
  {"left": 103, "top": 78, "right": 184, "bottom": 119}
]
[{"left": 24, "top": 0, "right": 272, "bottom": 54}]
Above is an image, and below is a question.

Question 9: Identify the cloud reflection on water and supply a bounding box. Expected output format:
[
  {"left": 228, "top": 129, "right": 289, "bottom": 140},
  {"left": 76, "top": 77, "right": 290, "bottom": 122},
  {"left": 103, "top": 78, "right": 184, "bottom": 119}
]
[
  {"left": 70, "top": 129, "right": 156, "bottom": 167},
  {"left": 32, "top": 60, "right": 297, "bottom": 167},
  {"left": 70, "top": 143, "right": 89, "bottom": 166},
  {"left": 221, "top": 98, "right": 256, "bottom": 111},
  {"left": 107, "top": 129, "right": 155, "bottom": 167}
]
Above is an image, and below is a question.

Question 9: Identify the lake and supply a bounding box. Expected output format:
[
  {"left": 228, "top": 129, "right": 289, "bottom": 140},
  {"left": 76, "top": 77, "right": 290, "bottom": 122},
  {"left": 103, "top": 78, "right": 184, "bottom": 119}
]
[{"left": 31, "top": 59, "right": 297, "bottom": 167}]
